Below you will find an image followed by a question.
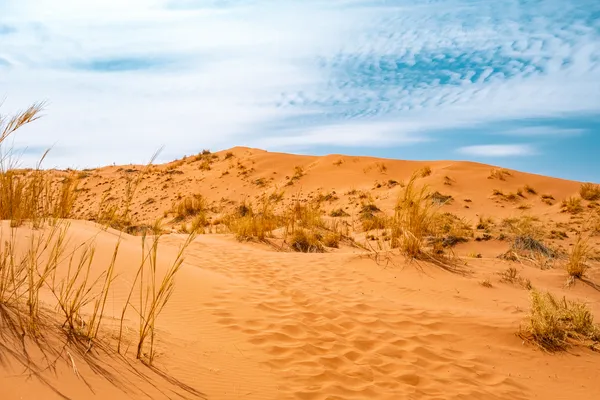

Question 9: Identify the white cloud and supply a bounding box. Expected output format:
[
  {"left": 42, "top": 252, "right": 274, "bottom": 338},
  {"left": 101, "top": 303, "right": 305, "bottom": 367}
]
[
  {"left": 254, "top": 121, "right": 430, "bottom": 149},
  {"left": 457, "top": 144, "right": 536, "bottom": 157},
  {"left": 496, "top": 127, "right": 585, "bottom": 136},
  {"left": 0, "top": 0, "right": 599, "bottom": 167}
]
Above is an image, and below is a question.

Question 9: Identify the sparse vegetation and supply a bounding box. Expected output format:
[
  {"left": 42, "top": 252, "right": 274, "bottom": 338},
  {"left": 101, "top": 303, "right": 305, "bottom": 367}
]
[
  {"left": 580, "top": 183, "right": 600, "bottom": 201},
  {"left": 565, "top": 233, "right": 591, "bottom": 280},
  {"left": 541, "top": 193, "right": 555, "bottom": 205},
  {"left": 0, "top": 104, "right": 193, "bottom": 373},
  {"left": 488, "top": 168, "right": 512, "bottom": 180},
  {"left": 117, "top": 221, "right": 197, "bottom": 363},
  {"left": 359, "top": 202, "right": 387, "bottom": 231},
  {"left": 289, "top": 228, "right": 324, "bottom": 253},
  {"left": 330, "top": 208, "right": 349, "bottom": 217},
  {"left": 443, "top": 175, "right": 454, "bottom": 186},
  {"left": 172, "top": 193, "right": 207, "bottom": 221},
  {"left": 285, "top": 166, "right": 305, "bottom": 186},
  {"left": 419, "top": 166, "right": 432, "bottom": 178},
  {"left": 476, "top": 216, "right": 494, "bottom": 231},
  {"left": 561, "top": 197, "right": 583, "bottom": 214},
  {"left": 499, "top": 267, "right": 532, "bottom": 289},
  {"left": 480, "top": 279, "right": 493, "bottom": 288},
  {"left": 323, "top": 232, "right": 341, "bottom": 248},
  {"left": 375, "top": 162, "right": 388, "bottom": 173},
  {"left": 521, "top": 290, "right": 600, "bottom": 351},
  {"left": 224, "top": 197, "right": 280, "bottom": 241},
  {"left": 429, "top": 191, "right": 453, "bottom": 205},
  {"left": 386, "top": 173, "right": 461, "bottom": 271},
  {"left": 524, "top": 184, "right": 537, "bottom": 195}
]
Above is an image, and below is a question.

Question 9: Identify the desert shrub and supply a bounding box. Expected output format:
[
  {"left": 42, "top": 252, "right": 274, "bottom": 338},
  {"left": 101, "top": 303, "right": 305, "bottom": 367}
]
[
  {"left": 480, "top": 279, "right": 493, "bottom": 288},
  {"left": 198, "top": 159, "right": 211, "bottom": 171},
  {"left": 225, "top": 198, "right": 280, "bottom": 241},
  {"left": 476, "top": 216, "right": 494, "bottom": 230},
  {"left": 499, "top": 216, "right": 554, "bottom": 266},
  {"left": 375, "top": 162, "right": 387, "bottom": 173},
  {"left": 488, "top": 168, "right": 512, "bottom": 180},
  {"left": 173, "top": 194, "right": 207, "bottom": 221},
  {"left": 502, "top": 215, "right": 545, "bottom": 240},
  {"left": 387, "top": 179, "right": 399, "bottom": 188},
  {"left": 323, "top": 232, "right": 341, "bottom": 248},
  {"left": 540, "top": 193, "right": 555, "bottom": 205},
  {"left": 561, "top": 197, "right": 583, "bottom": 214},
  {"left": 359, "top": 202, "right": 387, "bottom": 231},
  {"left": 580, "top": 183, "right": 600, "bottom": 201},
  {"left": 433, "top": 212, "right": 473, "bottom": 246},
  {"left": 190, "top": 213, "right": 209, "bottom": 233},
  {"left": 524, "top": 184, "right": 537, "bottom": 195},
  {"left": 315, "top": 191, "right": 338, "bottom": 203},
  {"left": 388, "top": 173, "right": 451, "bottom": 262},
  {"left": 499, "top": 267, "right": 532, "bottom": 289},
  {"left": 429, "top": 191, "right": 453, "bottom": 205},
  {"left": 443, "top": 176, "right": 454, "bottom": 186},
  {"left": 512, "top": 236, "right": 554, "bottom": 258},
  {"left": 289, "top": 228, "right": 324, "bottom": 253},
  {"left": 419, "top": 166, "right": 432, "bottom": 177},
  {"left": 522, "top": 290, "right": 600, "bottom": 351},
  {"left": 565, "top": 233, "right": 591, "bottom": 279},
  {"left": 268, "top": 189, "right": 285, "bottom": 203},
  {"left": 284, "top": 200, "right": 324, "bottom": 232},
  {"left": 330, "top": 208, "right": 349, "bottom": 217},
  {"left": 285, "top": 166, "right": 305, "bottom": 186}
]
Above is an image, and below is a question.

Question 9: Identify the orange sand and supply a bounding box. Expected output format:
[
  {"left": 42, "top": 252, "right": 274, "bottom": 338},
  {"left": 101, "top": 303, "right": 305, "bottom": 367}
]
[{"left": 1, "top": 148, "right": 599, "bottom": 399}]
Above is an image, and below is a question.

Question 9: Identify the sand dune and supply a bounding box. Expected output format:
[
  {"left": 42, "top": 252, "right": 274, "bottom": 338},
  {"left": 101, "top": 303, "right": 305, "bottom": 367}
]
[{"left": 2, "top": 148, "right": 600, "bottom": 399}]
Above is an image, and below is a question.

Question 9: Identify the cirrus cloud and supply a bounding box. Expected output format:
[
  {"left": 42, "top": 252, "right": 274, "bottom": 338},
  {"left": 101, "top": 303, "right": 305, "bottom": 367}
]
[{"left": 457, "top": 144, "right": 536, "bottom": 157}]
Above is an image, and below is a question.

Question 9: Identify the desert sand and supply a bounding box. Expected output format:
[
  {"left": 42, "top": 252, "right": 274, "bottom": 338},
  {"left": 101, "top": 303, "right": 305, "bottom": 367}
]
[{"left": 2, "top": 147, "right": 600, "bottom": 400}]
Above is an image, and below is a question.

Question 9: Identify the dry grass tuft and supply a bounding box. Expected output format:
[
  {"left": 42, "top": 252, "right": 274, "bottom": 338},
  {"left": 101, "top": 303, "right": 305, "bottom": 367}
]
[
  {"left": 330, "top": 208, "right": 349, "bottom": 217},
  {"left": 118, "top": 223, "right": 197, "bottom": 364},
  {"left": 419, "top": 166, "right": 432, "bottom": 178},
  {"left": 429, "top": 191, "right": 453, "bottom": 205},
  {"left": 386, "top": 173, "right": 462, "bottom": 271},
  {"left": 541, "top": 193, "right": 555, "bottom": 205},
  {"left": 285, "top": 166, "right": 305, "bottom": 186},
  {"left": 225, "top": 197, "right": 281, "bottom": 241},
  {"left": 172, "top": 193, "right": 207, "bottom": 221},
  {"left": 488, "top": 168, "right": 512, "bottom": 180},
  {"left": 524, "top": 184, "right": 537, "bottom": 195},
  {"left": 580, "top": 183, "right": 600, "bottom": 201},
  {"left": 521, "top": 290, "right": 600, "bottom": 351},
  {"left": 565, "top": 233, "right": 592, "bottom": 280},
  {"left": 389, "top": 173, "right": 435, "bottom": 257},
  {"left": 0, "top": 104, "right": 195, "bottom": 376},
  {"left": 561, "top": 197, "right": 583, "bottom": 214},
  {"left": 480, "top": 279, "right": 493, "bottom": 288},
  {"left": 499, "top": 267, "right": 532, "bottom": 289},
  {"left": 289, "top": 228, "right": 324, "bottom": 253},
  {"left": 359, "top": 202, "right": 387, "bottom": 231},
  {"left": 323, "top": 232, "right": 341, "bottom": 248}
]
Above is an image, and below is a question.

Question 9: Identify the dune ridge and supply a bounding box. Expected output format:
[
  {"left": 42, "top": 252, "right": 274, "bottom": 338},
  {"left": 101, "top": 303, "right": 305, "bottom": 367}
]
[{"left": 1, "top": 146, "right": 600, "bottom": 400}]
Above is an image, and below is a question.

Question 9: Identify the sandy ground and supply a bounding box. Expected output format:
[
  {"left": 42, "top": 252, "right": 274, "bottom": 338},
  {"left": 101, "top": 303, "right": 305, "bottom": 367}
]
[{"left": 1, "top": 148, "right": 600, "bottom": 399}]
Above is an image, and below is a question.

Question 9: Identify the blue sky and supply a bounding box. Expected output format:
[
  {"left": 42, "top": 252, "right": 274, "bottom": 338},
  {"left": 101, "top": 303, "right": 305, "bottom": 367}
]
[{"left": 0, "top": 0, "right": 599, "bottom": 181}]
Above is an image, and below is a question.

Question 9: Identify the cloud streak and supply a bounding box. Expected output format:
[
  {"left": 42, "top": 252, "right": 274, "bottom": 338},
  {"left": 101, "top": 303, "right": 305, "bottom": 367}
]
[
  {"left": 457, "top": 144, "right": 536, "bottom": 157},
  {"left": 0, "top": 0, "right": 598, "bottom": 172}
]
